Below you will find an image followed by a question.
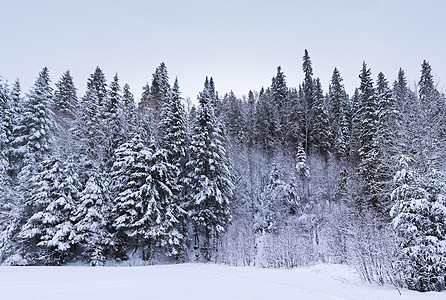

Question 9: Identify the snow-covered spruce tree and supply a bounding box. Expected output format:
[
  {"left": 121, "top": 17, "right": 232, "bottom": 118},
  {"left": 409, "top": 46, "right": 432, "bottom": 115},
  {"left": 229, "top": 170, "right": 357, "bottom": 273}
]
[
  {"left": 158, "top": 77, "right": 189, "bottom": 258},
  {"left": 10, "top": 68, "right": 55, "bottom": 179},
  {"left": 390, "top": 156, "right": 446, "bottom": 291},
  {"left": 111, "top": 134, "right": 182, "bottom": 260},
  {"left": 356, "top": 62, "right": 381, "bottom": 211},
  {"left": 255, "top": 87, "right": 279, "bottom": 157},
  {"left": 148, "top": 140, "right": 186, "bottom": 260},
  {"left": 417, "top": 60, "right": 446, "bottom": 170},
  {"left": 244, "top": 90, "right": 257, "bottom": 147},
  {"left": 374, "top": 72, "right": 398, "bottom": 215},
  {"left": 87, "top": 66, "right": 108, "bottom": 108},
  {"left": 4, "top": 80, "right": 23, "bottom": 171},
  {"left": 0, "top": 79, "right": 25, "bottom": 263},
  {"left": 311, "top": 78, "right": 331, "bottom": 156},
  {"left": 18, "top": 156, "right": 79, "bottom": 265},
  {"left": 149, "top": 62, "right": 171, "bottom": 127},
  {"left": 349, "top": 88, "right": 361, "bottom": 159},
  {"left": 220, "top": 91, "right": 245, "bottom": 141},
  {"left": 159, "top": 78, "right": 189, "bottom": 179},
  {"left": 328, "top": 68, "right": 351, "bottom": 159},
  {"left": 270, "top": 66, "right": 289, "bottom": 145},
  {"left": 52, "top": 70, "right": 78, "bottom": 119},
  {"left": 122, "top": 83, "right": 140, "bottom": 136},
  {"left": 301, "top": 49, "right": 315, "bottom": 153},
  {"left": 186, "top": 77, "right": 233, "bottom": 261},
  {"left": 110, "top": 134, "right": 151, "bottom": 260},
  {"left": 72, "top": 79, "right": 106, "bottom": 181},
  {"left": 0, "top": 79, "right": 11, "bottom": 236},
  {"left": 73, "top": 172, "right": 110, "bottom": 266},
  {"left": 103, "top": 73, "right": 126, "bottom": 167}
]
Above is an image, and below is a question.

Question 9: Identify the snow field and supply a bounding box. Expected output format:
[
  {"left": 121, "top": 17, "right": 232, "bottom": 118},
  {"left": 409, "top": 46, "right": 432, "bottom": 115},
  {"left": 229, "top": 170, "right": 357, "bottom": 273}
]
[{"left": 0, "top": 263, "right": 444, "bottom": 300}]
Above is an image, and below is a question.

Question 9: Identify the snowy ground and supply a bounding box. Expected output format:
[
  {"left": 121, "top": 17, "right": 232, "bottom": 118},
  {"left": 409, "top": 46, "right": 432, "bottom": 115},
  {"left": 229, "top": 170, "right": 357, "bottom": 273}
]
[{"left": 0, "top": 263, "right": 444, "bottom": 300}]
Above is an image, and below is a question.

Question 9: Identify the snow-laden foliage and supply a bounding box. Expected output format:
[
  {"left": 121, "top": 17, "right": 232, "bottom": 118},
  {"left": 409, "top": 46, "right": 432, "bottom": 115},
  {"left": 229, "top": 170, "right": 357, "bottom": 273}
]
[
  {"left": 391, "top": 156, "right": 446, "bottom": 291},
  {"left": 0, "top": 57, "right": 445, "bottom": 292}
]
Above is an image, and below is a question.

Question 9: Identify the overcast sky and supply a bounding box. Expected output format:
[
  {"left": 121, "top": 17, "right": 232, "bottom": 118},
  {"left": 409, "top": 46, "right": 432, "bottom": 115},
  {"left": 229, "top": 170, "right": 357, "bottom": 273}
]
[{"left": 1, "top": 0, "right": 445, "bottom": 101}]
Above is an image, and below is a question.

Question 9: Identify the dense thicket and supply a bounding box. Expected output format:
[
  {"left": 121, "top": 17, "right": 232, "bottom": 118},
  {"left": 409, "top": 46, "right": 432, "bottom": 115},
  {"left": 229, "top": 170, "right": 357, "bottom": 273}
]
[{"left": 0, "top": 53, "right": 445, "bottom": 292}]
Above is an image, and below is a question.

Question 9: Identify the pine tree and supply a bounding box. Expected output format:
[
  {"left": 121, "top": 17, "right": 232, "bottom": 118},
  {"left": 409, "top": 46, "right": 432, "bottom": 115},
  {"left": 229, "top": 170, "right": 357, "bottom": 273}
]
[{"left": 186, "top": 77, "right": 233, "bottom": 260}]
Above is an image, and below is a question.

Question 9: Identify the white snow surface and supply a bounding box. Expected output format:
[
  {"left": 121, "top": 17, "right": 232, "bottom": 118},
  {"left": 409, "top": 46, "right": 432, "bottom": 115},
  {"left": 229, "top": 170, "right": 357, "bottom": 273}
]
[{"left": 0, "top": 263, "right": 444, "bottom": 300}]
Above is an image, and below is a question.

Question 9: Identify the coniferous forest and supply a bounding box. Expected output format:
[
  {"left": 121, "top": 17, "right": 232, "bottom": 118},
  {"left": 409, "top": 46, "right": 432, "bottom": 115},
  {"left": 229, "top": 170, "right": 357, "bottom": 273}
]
[{"left": 0, "top": 50, "right": 445, "bottom": 292}]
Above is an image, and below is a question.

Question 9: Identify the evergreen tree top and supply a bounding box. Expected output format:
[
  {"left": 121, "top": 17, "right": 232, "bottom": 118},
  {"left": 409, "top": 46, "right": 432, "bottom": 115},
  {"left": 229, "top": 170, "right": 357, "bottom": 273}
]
[
  {"left": 302, "top": 49, "right": 313, "bottom": 78},
  {"left": 419, "top": 60, "right": 435, "bottom": 101}
]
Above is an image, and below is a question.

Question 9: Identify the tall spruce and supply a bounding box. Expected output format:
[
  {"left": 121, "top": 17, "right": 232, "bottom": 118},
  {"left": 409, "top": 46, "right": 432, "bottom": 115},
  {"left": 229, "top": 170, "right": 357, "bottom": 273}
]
[
  {"left": 302, "top": 49, "right": 314, "bottom": 153},
  {"left": 186, "top": 77, "right": 233, "bottom": 260},
  {"left": 271, "top": 66, "right": 289, "bottom": 145},
  {"left": 53, "top": 70, "right": 78, "bottom": 118},
  {"left": 311, "top": 78, "right": 331, "bottom": 156},
  {"left": 391, "top": 156, "right": 446, "bottom": 291},
  {"left": 18, "top": 156, "right": 78, "bottom": 265},
  {"left": 357, "top": 62, "right": 380, "bottom": 210}
]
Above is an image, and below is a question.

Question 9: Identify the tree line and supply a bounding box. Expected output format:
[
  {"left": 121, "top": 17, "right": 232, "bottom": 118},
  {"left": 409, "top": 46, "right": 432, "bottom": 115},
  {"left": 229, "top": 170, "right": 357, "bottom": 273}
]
[{"left": 0, "top": 50, "right": 445, "bottom": 292}]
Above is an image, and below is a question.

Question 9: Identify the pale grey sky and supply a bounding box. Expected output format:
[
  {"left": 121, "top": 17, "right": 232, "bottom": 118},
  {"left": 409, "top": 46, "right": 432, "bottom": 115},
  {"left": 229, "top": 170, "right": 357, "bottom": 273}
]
[{"left": 1, "top": 0, "right": 445, "bottom": 100}]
